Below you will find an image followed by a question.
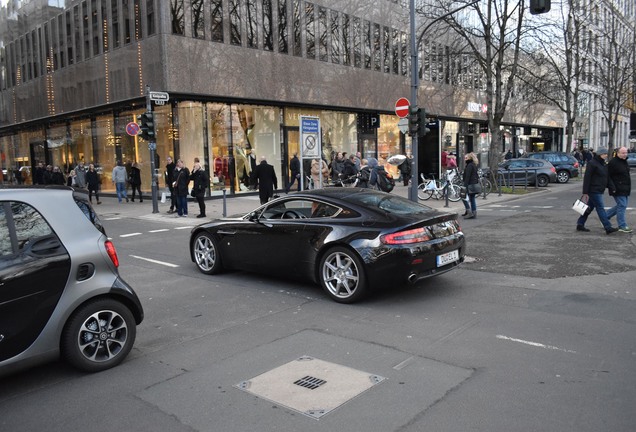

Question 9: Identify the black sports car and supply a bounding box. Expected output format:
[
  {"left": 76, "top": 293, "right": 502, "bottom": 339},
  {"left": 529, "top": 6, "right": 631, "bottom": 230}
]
[{"left": 189, "top": 188, "right": 465, "bottom": 303}]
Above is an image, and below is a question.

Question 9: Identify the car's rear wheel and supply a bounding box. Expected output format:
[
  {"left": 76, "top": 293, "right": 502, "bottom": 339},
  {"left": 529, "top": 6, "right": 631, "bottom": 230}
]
[
  {"left": 556, "top": 170, "right": 570, "bottom": 183},
  {"left": 61, "top": 299, "right": 136, "bottom": 372},
  {"left": 536, "top": 174, "right": 550, "bottom": 187},
  {"left": 193, "top": 232, "right": 222, "bottom": 274},
  {"left": 319, "top": 246, "right": 367, "bottom": 303}
]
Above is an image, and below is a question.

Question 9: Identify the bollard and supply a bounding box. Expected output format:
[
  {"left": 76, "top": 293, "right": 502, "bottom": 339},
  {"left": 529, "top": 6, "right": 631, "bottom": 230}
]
[
  {"left": 222, "top": 189, "right": 227, "bottom": 217},
  {"left": 444, "top": 181, "right": 449, "bottom": 207}
]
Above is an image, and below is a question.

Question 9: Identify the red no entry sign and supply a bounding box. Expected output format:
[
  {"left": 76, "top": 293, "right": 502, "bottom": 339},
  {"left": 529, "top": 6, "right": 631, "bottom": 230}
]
[
  {"left": 395, "top": 97, "right": 410, "bottom": 118},
  {"left": 126, "top": 121, "right": 141, "bottom": 136}
]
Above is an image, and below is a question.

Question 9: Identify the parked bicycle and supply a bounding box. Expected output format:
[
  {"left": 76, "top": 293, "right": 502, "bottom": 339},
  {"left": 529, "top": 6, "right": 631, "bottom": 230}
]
[{"left": 418, "top": 172, "right": 462, "bottom": 201}]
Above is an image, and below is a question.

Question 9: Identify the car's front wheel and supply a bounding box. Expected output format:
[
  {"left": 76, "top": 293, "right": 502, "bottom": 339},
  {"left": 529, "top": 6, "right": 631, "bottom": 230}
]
[
  {"left": 319, "top": 246, "right": 367, "bottom": 303},
  {"left": 556, "top": 170, "right": 570, "bottom": 183},
  {"left": 61, "top": 299, "right": 136, "bottom": 372},
  {"left": 192, "top": 232, "right": 223, "bottom": 274}
]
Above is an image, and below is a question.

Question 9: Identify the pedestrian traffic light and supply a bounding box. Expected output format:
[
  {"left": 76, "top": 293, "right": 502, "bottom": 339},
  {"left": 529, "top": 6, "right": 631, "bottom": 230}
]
[
  {"left": 137, "top": 112, "right": 155, "bottom": 141},
  {"left": 529, "top": 0, "right": 550, "bottom": 14},
  {"left": 409, "top": 105, "right": 420, "bottom": 136}
]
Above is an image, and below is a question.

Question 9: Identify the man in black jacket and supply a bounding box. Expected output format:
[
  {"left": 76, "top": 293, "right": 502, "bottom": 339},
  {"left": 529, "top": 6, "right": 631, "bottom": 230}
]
[
  {"left": 606, "top": 146, "right": 632, "bottom": 233},
  {"left": 251, "top": 156, "right": 278, "bottom": 204},
  {"left": 286, "top": 153, "right": 301, "bottom": 193},
  {"left": 576, "top": 147, "right": 618, "bottom": 234},
  {"left": 165, "top": 156, "right": 176, "bottom": 213}
]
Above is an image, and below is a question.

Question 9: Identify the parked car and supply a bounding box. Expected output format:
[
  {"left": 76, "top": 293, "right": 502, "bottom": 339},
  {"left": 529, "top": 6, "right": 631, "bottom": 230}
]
[
  {"left": 627, "top": 152, "right": 636, "bottom": 168},
  {"left": 189, "top": 188, "right": 465, "bottom": 303},
  {"left": 484, "top": 158, "right": 557, "bottom": 187},
  {"left": 526, "top": 151, "right": 579, "bottom": 183},
  {"left": 0, "top": 185, "right": 144, "bottom": 377}
]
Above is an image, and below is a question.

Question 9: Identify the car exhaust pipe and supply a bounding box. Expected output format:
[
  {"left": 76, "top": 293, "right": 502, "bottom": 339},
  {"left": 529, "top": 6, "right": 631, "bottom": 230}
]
[{"left": 408, "top": 273, "right": 418, "bottom": 284}]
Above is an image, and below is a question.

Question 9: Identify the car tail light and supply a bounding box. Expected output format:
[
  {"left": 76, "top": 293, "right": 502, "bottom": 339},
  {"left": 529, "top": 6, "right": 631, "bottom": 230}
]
[
  {"left": 105, "top": 240, "right": 120, "bottom": 268},
  {"left": 381, "top": 227, "right": 431, "bottom": 245},
  {"left": 550, "top": 167, "right": 556, "bottom": 173}
]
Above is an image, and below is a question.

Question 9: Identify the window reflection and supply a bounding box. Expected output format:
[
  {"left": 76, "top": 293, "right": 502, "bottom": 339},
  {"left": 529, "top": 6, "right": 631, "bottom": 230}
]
[
  {"left": 192, "top": 0, "right": 205, "bottom": 39},
  {"left": 353, "top": 17, "right": 360, "bottom": 68},
  {"left": 292, "top": 0, "right": 301, "bottom": 56},
  {"left": 211, "top": 0, "right": 223, "bottom": 42},
  {"left": 330, "top": 10, "right": 339, "bottom": 64},
  {"left": 318, "top": 7, "right": 327, "bottom": 62},
  {"left": 263, "top": 0, "right": 273, "bottom": 51},
  {"left": 171, "top": 0, "right": 185, "bottom": 35},
  {"left": 305, "top": 3, "right": 315, "bottom": 59},
  {"left": 278, "top": 0, "right": 288, "bottom": 53},
  {"left": 246, "top": 0, "right": 258, "bottom": 48},
  {"left": 363, "top": 20, "right": 371, "bottom": 69},
  {"left": 342, "top": 14, "right": 350, "bottom": 66},
  {"left": 229, "top": 0, "right": 241, "bottom": 45}
]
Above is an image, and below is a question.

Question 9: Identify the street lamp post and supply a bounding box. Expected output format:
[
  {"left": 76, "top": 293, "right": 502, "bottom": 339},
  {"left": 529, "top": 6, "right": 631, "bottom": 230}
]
[{"left": 408, "top": 0, "right": 480, "bottom": 202}]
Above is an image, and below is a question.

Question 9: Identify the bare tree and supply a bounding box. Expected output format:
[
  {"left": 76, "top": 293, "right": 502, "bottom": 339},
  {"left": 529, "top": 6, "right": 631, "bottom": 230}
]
[
  {"left": 517, "top": 0, "right": 588, "bottom": 153},
  {"left": 588, "top": 11, "right": 635, "bottom": 152},
  {"left": 433, "top": 0, "right": 528, "bottom": 172}
]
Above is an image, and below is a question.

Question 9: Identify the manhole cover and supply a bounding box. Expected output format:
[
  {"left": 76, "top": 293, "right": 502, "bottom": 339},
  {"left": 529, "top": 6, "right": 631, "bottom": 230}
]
[{"left": 234, "top": 356, "right": 385, "bottom": 419}]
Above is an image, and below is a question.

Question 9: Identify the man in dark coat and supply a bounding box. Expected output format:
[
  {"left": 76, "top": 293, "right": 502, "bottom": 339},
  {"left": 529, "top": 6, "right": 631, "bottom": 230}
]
[
  {"left": 286, "top": 153, "right": 301, "bottom": 193},
  {"left": 251, "top": 156, "right": 278, "bottom": 204},
  {"left": 576, "top": 147, "right": 618, "bottom": 234},
  {"left": 606, "top": 146, "right": 632, "bottom": 233},
  {"left": 165, "top": 156, "right": 177, "bottom": 213},
  {"left": 173, "top": 159, "right": 190, "bottom": 217}
]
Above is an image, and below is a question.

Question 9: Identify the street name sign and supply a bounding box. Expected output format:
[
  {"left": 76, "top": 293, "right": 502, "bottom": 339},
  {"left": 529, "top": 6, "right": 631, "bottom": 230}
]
[{"left": 149, "top": 91, "right": 169, "bottom": 102}]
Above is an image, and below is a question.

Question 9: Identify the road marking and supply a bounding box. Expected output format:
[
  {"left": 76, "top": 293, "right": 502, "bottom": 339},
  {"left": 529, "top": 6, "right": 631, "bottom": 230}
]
[
  {"left": 149, "top": 229, "right": 170, "bottom": 233},
  {"left": 120, "top": 232, "right": 142, "bottom": 238},
  {"left": 175, "top": 226, "right": 194, "bottom": 230},
  {"left": 130, "top": 255, "right": 179, "bottom": 267},
  {"left": 496, "top": 335, "right": 577, "bottom": 354},
  {"left": 104, "top": 217, "right": 122, "bottom": 220}
]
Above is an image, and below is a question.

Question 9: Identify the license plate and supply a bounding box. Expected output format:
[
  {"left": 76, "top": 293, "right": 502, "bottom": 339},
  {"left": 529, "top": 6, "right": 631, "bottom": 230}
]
[{"left": 436, "top": 250, "right": 459, "bottom": 267}]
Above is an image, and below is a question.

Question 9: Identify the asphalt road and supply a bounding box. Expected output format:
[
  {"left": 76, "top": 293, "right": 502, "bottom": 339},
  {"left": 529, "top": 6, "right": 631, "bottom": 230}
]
[{"left": 1, "top": 178, "right": 635, "bottom": 432}]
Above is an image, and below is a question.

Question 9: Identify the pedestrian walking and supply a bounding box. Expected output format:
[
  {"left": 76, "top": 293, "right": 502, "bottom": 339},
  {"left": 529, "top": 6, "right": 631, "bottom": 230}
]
[
  {"left": 190, "top": 160, "right": 209, "bottom": 218},
  {"left": 462, "top": 152, "right": 480, "bottom": 219},
  {"left": 165, "top": 156, "right": 177, "bottom": 213},
  {"left": 86, "top": 163, "right": 101, "bottom": 204},
  {"left": 606, "top": 146, "right": 632, "bottom": 233},
  {"left": 576, "top": 147, "right": 618, "bottom": 234},
  {"left": 129, "top": 162, "right": 143, "bottom": 202},
  {"left": 251, "top": 156, "right": 278, "bottom": 204},
  {"left": 51, "top": 166, "right": 65, "bottom": 185},
  {"left": 75, "top": 161, "right": 87, "bottom": 188},
  {"left": 173, "top": 159, "right": 190, "bottom": 216},
  {"left": 66, "top": 170, "right": 77, "bottom": 187},
  {"left": 112, "top": 160, "right": 129, "bottom": 203},
  {"left": 286, "top": 153, "right": 301, "bottom": 193}
]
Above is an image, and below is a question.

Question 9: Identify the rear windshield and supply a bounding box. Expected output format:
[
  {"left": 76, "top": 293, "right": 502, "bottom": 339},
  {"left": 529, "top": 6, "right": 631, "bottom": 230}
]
[
  {"left": 346, "top": 193, "right": 433, "bottom": 215},
  {"left": 73, "top": 194, "right": 106, "bottom": 234}
]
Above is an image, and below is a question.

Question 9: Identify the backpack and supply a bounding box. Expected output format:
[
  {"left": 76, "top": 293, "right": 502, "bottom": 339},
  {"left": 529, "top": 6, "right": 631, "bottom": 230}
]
[{"left": 375, "top": 167, "right": 395, "bottom": 192}]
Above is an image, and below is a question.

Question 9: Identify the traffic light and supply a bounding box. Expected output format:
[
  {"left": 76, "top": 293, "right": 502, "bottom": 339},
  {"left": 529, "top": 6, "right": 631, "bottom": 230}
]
[
  {"left": 409, "top": 105, "right": 420, "bottom": 136},
  {"left": 137, "top": 112, "right": 155, "bottom": 141},
  {"left": 418, "top": 108, "right": 429, "bottom": 138},
  {"left": 529, "top": 0, "right": 550, "bottom": 14}
]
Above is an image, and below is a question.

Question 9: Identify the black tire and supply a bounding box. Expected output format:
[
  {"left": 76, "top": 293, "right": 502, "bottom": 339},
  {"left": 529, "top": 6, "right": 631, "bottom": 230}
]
[
  {"left": 556, "top": 170, "right": 570, "bottom": 183},
  {"left": 418, "top": 182, "right": 433, "bottom": 200},
  {"left": 61, "top": 299, "right": 136, "bottom": 373},
  {"left": 536, "top": 175, "right": 550, "bottom": 187},
  {"left": 319, "top": 246, "right": 367, "bottom": 303},
  {"left": 192, "top": 231, "right": 223, "bottom": 274}
]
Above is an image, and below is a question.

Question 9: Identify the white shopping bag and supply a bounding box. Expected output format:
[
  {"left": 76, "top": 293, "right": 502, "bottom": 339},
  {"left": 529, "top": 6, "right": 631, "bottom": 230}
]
[
  {"left": 572, "top": 198, "right": 589, "bottom": 216},
  {"left": 161, "top": 192, "right": 166, "bottom": 203}
]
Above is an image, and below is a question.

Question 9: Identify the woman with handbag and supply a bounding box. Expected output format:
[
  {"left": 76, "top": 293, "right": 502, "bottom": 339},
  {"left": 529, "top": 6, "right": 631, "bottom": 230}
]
[
  {"left": 190, "top": 160, "right": 209, "bottom": 218},
  {"left": 462, "top": 152, "right": 481, "bottom": 219}
]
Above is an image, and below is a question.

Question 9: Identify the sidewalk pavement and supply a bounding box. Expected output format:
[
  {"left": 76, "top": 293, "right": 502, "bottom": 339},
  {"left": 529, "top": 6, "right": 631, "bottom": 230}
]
[{"left": 93, "top": 184, "right": 546, "bottom": 226}]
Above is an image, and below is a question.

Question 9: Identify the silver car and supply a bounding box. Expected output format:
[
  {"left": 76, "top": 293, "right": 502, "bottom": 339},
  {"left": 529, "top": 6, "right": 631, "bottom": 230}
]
[{"left": 0, "top": 186, "right": 144, "bottom": 376}]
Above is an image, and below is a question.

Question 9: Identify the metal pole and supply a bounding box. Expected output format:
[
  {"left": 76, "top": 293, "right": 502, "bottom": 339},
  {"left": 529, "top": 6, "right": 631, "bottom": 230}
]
[
  {"left": 409, "top": 0, "right": 419, "bottom": 202},
  {"left": 146, "top": 85, "right": 159, "bottom": 214}
]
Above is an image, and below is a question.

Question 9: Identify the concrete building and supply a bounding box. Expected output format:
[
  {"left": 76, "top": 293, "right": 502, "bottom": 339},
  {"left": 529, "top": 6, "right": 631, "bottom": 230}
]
[{"left": 0, "top": 0, "right": 563, "bottom": 192}]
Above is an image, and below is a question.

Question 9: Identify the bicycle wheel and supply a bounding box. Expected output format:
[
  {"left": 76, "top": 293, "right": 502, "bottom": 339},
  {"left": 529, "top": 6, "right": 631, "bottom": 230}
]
[
  {"left": 480, "top": 178, "right": 492, "bottom": 196},
  {"left": 418, "top": 182, "right": 434, "bottom": 200},
  {"left": 446, "top": 183, "right": 462, "bottom": 202}
]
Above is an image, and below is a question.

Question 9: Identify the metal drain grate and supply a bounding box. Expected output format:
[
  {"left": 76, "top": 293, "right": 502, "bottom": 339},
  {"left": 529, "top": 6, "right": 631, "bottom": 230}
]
[{"left": 293, "top": 376, "right": 326, "bottom": 390}]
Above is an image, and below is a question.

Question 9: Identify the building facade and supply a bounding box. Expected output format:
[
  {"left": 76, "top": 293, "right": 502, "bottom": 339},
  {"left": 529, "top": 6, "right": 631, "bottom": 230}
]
[{"left": 0, "top": 0, "right": 562, "bottom": 193}]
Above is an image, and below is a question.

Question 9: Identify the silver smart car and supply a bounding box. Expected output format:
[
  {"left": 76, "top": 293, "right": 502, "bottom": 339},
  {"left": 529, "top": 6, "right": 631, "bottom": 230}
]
[{"left": 0, "top": 186, "right": 144, "bottom": 376}]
